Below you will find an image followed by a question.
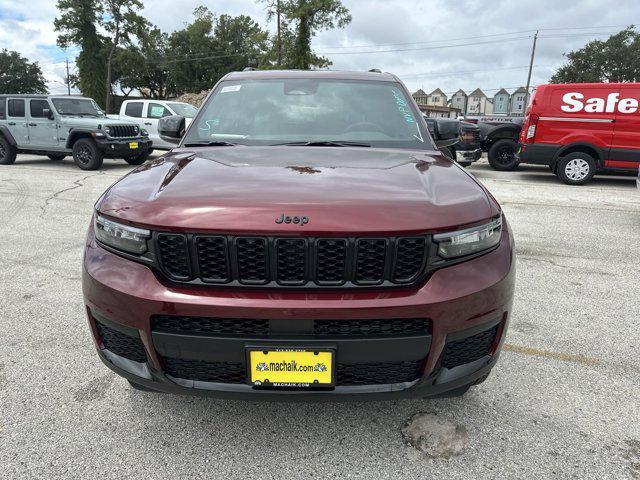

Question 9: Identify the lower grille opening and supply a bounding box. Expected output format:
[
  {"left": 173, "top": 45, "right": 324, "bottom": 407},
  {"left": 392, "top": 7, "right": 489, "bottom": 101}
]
[
  {"left": 337, "top": 361, "right": 423, "bottom": 385},
  {"left": 95, "top": 320, "right": 147, "bottom": 363},
  {"left": 162, "top": 358, "right": 246, "bottom": 384},
  {"left": 441, "top": 324, "right": 499, "bottom": 369},
  {"left": 160, "top": 357, "right": 423, "bottom": 386},
  {"left": 313, "top": 318, "right": 430, "bottom": 337},
  {"left": 152, "top": 315, "right": 270, "bottom": 336},
  {"left": 151, "top": 315, "right": 430, "bottom": 338}
]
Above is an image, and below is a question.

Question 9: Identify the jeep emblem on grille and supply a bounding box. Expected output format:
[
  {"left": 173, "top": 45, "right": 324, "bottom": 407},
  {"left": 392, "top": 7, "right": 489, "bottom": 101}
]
[{"left": 275, "top": 213, "right": 309, "bottom": 226}]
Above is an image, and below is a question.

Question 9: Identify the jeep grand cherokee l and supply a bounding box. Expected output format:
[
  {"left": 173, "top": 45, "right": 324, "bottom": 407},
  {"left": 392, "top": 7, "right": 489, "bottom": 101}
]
[{"left": 82, "top": 70, "right": 515, "bottom": 400}]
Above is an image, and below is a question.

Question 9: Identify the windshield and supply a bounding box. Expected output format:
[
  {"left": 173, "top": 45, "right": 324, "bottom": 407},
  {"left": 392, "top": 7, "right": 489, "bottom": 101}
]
[
  {"left": 182, "top": 79, "right": 431, "bottom": 149},
  {"left": 51, "top": 98, "right": 104, "bottom": 117},
  {"left": 168, "top": 102, "right": 198, "bottom": 118}
]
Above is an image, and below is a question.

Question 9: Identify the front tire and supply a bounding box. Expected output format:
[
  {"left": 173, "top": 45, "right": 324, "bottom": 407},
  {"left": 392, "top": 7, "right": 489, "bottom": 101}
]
[
  {"left": 556, "top": 152, "right": 596, "bottom": 185},
  {"left": 47, "top": 153, "right": 66, "bottom": 161},
  {"left": 0, "top": 136, "right": 17, "bottom": 165},
  {"left": 488, "top": 139, "right": 519, "bottom": 171},
  {"left": 72, "top": 138, "right": 103, "bottom": 170}
]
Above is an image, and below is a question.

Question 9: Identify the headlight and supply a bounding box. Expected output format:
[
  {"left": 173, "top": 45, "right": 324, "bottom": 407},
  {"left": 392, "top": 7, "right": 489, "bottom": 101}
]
[
  {"left": 433, "top": 217, "right": 502, "bottom": 259},
  {"left": 141, "top": 128, "right": 149, "bottom": 136},
  {"left": 103, "top": 126, "right": 111, "bottom": 135},
  {"left": 94, "top": 214, "right": 150, "bottom": 254}
]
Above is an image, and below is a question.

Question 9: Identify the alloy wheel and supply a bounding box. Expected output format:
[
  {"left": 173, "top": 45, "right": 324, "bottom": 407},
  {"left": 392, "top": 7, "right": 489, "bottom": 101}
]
[
  {"left": 496, "top": 146, "right": 515, "bottom": 166},
  {"left": 76, "top": 144, "right": 92, "bottom": 165}
]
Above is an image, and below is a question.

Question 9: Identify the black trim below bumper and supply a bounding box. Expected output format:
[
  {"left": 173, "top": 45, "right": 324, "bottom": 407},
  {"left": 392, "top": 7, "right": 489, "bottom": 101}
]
[
  {"left": 517, "top": 143, "right": 560, "bottom": 165},
  {"left": 96, "top": 347, "right": 500, "bottom": 401}
]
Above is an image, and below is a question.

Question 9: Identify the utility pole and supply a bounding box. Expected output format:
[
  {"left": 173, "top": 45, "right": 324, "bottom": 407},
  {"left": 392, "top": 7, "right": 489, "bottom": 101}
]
[
  {"left": 524, "top": 30, "right": 538, "bottom": 107},
  {"left": 65, "top": 58, "right": 71, "bottom": 95},
  {"left": 276, "top": 0, "right": 282, "bottom": 68}
]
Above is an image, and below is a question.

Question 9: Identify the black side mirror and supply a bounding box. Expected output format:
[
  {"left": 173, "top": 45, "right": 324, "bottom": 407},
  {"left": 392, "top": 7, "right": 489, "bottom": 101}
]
[
  {"left": 43, "top": 108, "right": 54, "bottom": 120},
  {"left": 158, "top": 115, "right": 186, "bottom": 144}
]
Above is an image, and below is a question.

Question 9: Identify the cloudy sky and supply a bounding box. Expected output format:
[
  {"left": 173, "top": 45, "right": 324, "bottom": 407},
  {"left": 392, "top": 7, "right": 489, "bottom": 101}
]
[{"left": 1, "top": 0, "right": 639, "bottom": 98}]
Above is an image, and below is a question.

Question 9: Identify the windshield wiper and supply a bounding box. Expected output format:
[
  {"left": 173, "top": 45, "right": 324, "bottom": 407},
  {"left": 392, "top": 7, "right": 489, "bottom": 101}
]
[
  {"left": 273, "top": 140, "right": 371, "bottom": 147},
  {"left": 183, "top": 141, "right": 238, "bottom": 147}
]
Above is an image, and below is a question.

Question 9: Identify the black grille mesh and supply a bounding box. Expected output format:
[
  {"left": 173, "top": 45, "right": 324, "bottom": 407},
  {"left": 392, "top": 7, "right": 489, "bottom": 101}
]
[
  {"left": 196, "top": 236, "right": 229, "bottom": 282},
  {"left": 276, "top": 239, "right": 306, "bottom": 284},
  {"left": 163, "top": 358, "right": 246, "bottom": 384},
  {"left": 95, "top": 320, "right": 146, "bottom": 363},
  {"left": 314, "top": 318, "right": 430, "bottom": 337},
  {"left": 337, "top": 361, "right": 423, "bottom": 385},
  {"left": 316, "top": 239, "right": 347, "bottom": 284},
  {"left": 155, "top": 235, "right": 429, "bottom": 287},
  {"left": 355, "top": 239, "right": 387, "bottom": 283},
  {"left": 393, "top": 238, "right": 427, "bottom": 282},
  {"left": 151, "top": 315, "right": 430, "bottom": 338},
  {"left": 236, "top": 237, "right": 268, "bottom": 283},
  {"left": 441, "top": 325, "right": 499, "bottom": 369},
  {"left": 157, "top": 234, "right": 190, "bottom": 279},
  {"left": 152, "top": 316, "right": 269, "bottom": 336}
]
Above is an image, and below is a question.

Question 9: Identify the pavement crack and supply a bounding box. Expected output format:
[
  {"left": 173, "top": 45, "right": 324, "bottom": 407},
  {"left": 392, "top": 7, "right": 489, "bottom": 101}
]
[{"left": 39, "top": 171, "right": 104, "bottom": 218}]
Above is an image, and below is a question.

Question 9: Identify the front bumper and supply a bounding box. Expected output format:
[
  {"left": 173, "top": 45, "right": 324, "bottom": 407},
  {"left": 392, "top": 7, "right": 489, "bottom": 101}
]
[
  {"left": 95, "top": 137, "right": 152, "bottom": 157},
  {"left": 82, "top": 221, "right": 515, "bottom": 400},
  {"left": 456, "top": 148, "right": 482, "bottom": 163}
]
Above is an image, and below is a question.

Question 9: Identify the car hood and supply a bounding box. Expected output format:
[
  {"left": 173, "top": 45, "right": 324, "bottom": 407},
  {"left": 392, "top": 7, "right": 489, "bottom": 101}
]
[
  {"left": 62, "top": 117, "right": 139, "bottom": 128},
  {"left": 97, "top": 146, "right": 499, "bottom": 235}
]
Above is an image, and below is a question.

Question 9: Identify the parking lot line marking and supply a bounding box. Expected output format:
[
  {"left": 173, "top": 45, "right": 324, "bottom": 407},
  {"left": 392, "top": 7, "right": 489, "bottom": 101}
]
[{"left": 503, "top": 343, "right": 600, "bottom": 366}]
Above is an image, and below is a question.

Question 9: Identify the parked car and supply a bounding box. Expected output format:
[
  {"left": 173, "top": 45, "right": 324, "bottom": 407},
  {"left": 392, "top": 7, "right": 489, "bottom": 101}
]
[
  {"left": 112, "top": 99, "right": 197, "bottom": 150},
  {"left": 478, "top": 118, "right": 523, "bottom": 171},
  {"left": 0, "top": 95, "right": 151, "bottom": 170},
  {"left": 83, "top": 70, "right": 515, "bottom": 400},
  {"left": 423, "top": 117, "right": 481, "bottom": 167},
  {"left": 519, "top": 83, "right": 640, "bottom": 185}
]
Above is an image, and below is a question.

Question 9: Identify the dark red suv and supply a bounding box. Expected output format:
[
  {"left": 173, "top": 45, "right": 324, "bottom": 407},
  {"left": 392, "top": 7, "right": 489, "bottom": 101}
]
[{"left": 82, "top": 70, "right": 515, "bottom": 400}]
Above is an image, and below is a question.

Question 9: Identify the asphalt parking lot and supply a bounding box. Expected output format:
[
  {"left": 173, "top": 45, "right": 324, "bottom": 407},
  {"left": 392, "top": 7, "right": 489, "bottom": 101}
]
[{"left": 1, "top": 154, "right": 639, "bottom": 479}]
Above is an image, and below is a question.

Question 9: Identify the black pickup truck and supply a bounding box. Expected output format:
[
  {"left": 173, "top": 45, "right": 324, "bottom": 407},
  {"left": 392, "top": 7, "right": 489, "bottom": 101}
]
[{"left": 424, "top": 117, "right": 481, "bottom": 167}]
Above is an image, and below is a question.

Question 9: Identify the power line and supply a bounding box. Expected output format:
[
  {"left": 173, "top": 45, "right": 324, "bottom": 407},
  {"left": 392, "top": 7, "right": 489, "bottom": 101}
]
[{"left": 318, "top": 36, "right": 533, "bottom": 55}]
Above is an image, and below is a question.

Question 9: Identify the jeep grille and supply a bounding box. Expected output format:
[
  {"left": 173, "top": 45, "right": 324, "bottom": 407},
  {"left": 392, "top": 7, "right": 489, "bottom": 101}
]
[
  {"left": 154, "top": 234, "right": 430, "bottom": 288},
  {"left": 108, "top": 125, "right": 138, "bottom": 138}
]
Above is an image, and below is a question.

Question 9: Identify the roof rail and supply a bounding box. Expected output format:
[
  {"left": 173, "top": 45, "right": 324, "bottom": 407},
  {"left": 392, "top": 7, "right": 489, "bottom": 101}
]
[
  {"left": 243, "top": 67, "right": 257, "bottom": 71},
  {"left": 368, "top": 68, "right": 382, "bottom": 73}
]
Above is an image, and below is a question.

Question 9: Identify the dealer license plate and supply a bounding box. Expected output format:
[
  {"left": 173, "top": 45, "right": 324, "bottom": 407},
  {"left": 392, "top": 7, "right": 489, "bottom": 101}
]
[
  {"left": 248, "top": 348, "right": 334, "bottom": 387},
  {"left": 129, "top": 142, "right": 138, "bottom": 149}
]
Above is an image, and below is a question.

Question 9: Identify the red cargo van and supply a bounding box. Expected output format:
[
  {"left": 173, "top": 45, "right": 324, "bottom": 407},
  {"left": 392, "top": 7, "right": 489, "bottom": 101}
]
[{"left": 518, "top": 83, "right": 640, "bottom": 185}]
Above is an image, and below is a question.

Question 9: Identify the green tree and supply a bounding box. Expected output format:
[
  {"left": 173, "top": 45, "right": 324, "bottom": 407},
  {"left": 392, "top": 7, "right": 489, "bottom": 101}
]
[
  {"left": 55, "top": 0, "right": 107, "bottom": 106},
  {"left": 212, "top": 14, "right": 269, "bottom": 74},
  {"left": 0, "top": 49, "right": 48, "bottom": 94},
  {"left": 166, "top": 7, "right": 269, "bottom": 94},
  {"left": 280, "top": 0, "right": 351, "bottom": 69},
  {"left": 116, "top": 28, "right": 173, "bottom": 98},
  {"left": 550, "top": 27, "right": 640, "bottom": 83},
  {"left": 102, "top": 0, "right": 148, "bottom": 112}
]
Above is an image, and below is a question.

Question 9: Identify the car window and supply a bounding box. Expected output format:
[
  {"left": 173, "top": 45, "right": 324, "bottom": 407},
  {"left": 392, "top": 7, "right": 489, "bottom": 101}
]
[
  {"left": 184, "top": 79, "right": 431, "bottom": 149},
  {"left": 8, "top": 99, "right": 25, "bottom": 117},
  {"left": 167, "top": 102, "right": 198, "bottom": 118},
  {"left": 124, "top": 102, "right": 143, "bottom": 117},
  {"left": 147, "top": 103, "right": 171, "bottom": 118},
  {"left": 30, "top": 99, "right": 51, "bottom": 118},
  {"left": 0, "top": 99, "right": 5, "bottom": 119}
]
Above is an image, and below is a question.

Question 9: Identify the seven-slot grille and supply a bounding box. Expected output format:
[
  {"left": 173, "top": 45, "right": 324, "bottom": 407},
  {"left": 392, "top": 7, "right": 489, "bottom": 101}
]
[
  {"left": 155, "top": 234, "right": 429, "bottom": 288},
  {"left": 108, "top": 124, "right": 138, "bottom": 138}
]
